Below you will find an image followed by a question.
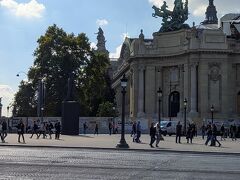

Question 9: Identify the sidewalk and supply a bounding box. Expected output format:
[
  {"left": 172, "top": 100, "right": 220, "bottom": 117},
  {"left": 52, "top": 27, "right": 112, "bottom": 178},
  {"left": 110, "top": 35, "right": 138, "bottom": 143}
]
[{"left": 1, "top": 133, "right": 240, "bottom": 154}]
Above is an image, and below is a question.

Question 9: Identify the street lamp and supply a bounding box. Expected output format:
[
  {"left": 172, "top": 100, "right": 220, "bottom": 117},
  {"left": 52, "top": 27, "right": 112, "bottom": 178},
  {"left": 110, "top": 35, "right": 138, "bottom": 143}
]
[
  {"left": 157, "top": 87, "right": 164, "bottom": 140},
  {"left": 38, "top": 78, "right": 46, "bottom": 123},
  {"left": 116, "top": 74, "right": 129, "bottom": 148},
  {"left": 184, "top": 98, "right": 187, "bottom": 136},
  {"left": 210, "top": 105, "right": 214, "bottom": 124}
]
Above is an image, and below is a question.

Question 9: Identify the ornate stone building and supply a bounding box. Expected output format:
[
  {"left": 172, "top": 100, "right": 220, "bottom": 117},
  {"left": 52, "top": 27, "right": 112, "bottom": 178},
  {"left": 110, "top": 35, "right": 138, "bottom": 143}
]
[{"left": 111, "top": 0, "right": 240, "bottom": 128}]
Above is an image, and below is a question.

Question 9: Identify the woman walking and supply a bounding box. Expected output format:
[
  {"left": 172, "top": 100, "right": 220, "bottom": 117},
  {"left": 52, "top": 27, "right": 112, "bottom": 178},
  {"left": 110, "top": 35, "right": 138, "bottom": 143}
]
[
  {"left": 155, "top": 123, "right": 161, "bottom": 147},
  {"left": 17, "top": 120, "right": 25, "bottom": 143}
]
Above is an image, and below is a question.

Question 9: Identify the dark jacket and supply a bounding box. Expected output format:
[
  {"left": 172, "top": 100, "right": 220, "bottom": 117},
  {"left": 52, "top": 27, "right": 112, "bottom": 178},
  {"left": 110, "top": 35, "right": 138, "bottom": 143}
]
[
  {"left": 17, "top": 122, "right": 25, "bottom": 134},
  {"left": 2, "top": 121, "right": 7, "bottom": 131},
  {"left": 150, "top": 126, "right": 156, "bottom": 137},
  {"left": 176, "top": 124, "right": 182, "bottom": 135}
]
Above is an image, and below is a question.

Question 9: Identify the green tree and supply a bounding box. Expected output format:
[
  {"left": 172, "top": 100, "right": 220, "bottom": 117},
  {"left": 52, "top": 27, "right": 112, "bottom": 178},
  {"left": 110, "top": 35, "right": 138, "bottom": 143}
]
[
  {"left": 83, "top": 52, "right": 114, "bottom": 116},
  {"left": 13, "top": 24, "right": 115, "bottom": 117},
  {"left": 96, "top": 101, "right": 116, "bottom": 117},
  {"left": 12, "top": 81, "right": 36, "bottom": 117}
]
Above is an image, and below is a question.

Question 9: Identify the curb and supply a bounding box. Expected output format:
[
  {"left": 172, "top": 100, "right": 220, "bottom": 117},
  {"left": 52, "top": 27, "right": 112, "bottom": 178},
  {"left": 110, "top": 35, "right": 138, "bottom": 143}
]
[{"left": 1, "top": 144, "right": 240, "bottom": 156}]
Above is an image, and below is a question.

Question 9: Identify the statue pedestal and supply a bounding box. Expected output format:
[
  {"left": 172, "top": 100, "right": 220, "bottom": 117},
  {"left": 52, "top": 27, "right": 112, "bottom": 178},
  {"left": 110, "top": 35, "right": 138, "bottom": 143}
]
[{"left": 61, "top": 101, "right": 80, "bottom": 135}]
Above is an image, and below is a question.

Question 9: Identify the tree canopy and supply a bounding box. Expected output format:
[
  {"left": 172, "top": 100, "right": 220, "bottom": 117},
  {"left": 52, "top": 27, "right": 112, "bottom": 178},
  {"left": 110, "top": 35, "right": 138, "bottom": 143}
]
[{"left": 13, "top": 24, "right": 115, "bottom": 117}]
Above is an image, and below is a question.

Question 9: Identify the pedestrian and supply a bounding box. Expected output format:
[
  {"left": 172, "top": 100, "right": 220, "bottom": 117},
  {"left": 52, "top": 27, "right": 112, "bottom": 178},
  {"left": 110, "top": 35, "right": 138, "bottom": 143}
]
[
  {"left": 201, "top": 124, "right": 206, "bottom": 140},
  {"left": 83, "top": 122, "right": 88, "bottom": 135},
  {"left": 55, "top": 122, "right": 61, "bottom": 139},
  {"left": 211, "top": 124, "right": 221, "bottom": 147},
  {"left": 155, "top": 123, "right": 161, "bottom": 147},
  {"left": 30, "top": 121, "right": 39, "bottom": 139},
  {"left": 37, "top": 122, "right": 46, "bottom": 139},
  {"left": 176, "top": 121, "right": 182, "bottom": 144},
  {"left": 48, "top": 122, "right": 54, "bottom": 139},
  {"left": 232, "top": 123, "right": 237, "bottom": 141},
  {"left": 186, "top": 125, "right": 194, "bottom": 144},
  {"left": 108, "top": 121, "right": 112, "bottom": 135},
  {"left": 131, "top": 121, "right": 137, "bottom": 137},
  {"left": 1, "top": 119, "right": 7, "bottom": 143},
  {"left": 229, "top": 125, "right": 233, "bottom": 138},
  {"left": 220, "top": 124, "right": 226, "bottom": 141},
  {"left": 131, "top": 121, "right": 136, "bottom": 142},
  {"left": 205, "top": 124, "right": 212, "bottom": 146},
  {"left": 114, "top": 123, "right": 118, "bottom": 134},
  {"left": 149, "top": 123, "right": 156, "bottom": 148},
  {"left": 94, "top": 123, "right": 99, "bottom": 135},
  {"left": 17, "top": 120, "right": 25, "bottom": 143},
  {"left": 136, "top": 121, "right": 141, "bottom": 143}
]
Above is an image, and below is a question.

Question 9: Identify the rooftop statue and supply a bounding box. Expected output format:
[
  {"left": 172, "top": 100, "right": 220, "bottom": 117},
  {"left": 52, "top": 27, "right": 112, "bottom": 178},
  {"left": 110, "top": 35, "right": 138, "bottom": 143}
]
[
  {"left": 96, "top": 27, "right": 108, "bottom": 53},
  {"left": 152, "top": 0, "right": 190, "bottom": 32}
]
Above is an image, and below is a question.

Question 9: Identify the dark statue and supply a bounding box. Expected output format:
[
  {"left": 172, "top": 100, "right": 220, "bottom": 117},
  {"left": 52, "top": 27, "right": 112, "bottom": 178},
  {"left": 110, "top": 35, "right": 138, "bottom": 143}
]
[
  {"left": 66, "top": 72, "right": 74, "bottom": 101},
  {"left": 152, "top": 0, "right": 190, "bottom": 32}
]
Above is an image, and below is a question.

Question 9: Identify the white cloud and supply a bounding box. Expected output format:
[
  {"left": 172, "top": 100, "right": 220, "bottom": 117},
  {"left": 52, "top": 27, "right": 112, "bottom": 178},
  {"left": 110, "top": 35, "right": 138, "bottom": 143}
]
[
  {"left": 0, "top": 0, "right": 45, "bottom": 19},
  {"left": 0, "top": 85, "right": 15, "bottom": 117},
  {"left": 90, "top": 42, "right": 97, "bottom": 50},
  {"left": 96, "top": 19, "right": 109, "bottom": 26},
  {"left": 192, "top": 5, "right": 206, "bottom": 17},
  {"left": 109, "top": 32, "right": 130, "bottom": 58},
  {"left": 109, "top": 44, "right": 122, "bottom": 59}
]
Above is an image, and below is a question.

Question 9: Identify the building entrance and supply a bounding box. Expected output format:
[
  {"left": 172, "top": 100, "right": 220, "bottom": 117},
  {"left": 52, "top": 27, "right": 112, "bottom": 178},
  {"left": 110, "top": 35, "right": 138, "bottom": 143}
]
[{"left": 169, "top": 91, "right": 180, "bottom": 117}]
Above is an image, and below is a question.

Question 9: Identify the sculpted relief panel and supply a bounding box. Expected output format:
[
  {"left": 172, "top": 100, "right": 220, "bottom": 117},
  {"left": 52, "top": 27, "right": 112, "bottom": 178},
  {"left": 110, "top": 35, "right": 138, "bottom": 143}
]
[{"left": 208, "top": 63, "right": 222, "bottom": 111}]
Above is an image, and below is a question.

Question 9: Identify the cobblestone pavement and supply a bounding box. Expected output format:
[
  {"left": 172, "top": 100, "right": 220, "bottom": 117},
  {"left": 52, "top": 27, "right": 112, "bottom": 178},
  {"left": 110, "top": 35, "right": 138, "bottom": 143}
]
[
  {"left": 1, "top": 133, "right": 240, "bottom": 154},
  {"left": 0, "top": 147, "right": 240, "bottom": 179}
]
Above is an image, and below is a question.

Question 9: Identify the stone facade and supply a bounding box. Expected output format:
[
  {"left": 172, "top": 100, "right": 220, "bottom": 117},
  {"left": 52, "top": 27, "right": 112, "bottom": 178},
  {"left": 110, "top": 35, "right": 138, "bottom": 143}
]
[{"left": 111, "top": 27, "right": 240, "bottom": 126}]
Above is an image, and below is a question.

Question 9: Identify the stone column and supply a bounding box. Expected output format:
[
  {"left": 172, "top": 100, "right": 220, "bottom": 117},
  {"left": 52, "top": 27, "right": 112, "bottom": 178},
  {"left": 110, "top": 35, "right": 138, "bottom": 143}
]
[
  {"left": 190, "top": 63, "right": 198, "bottom": 116},
  {"left": 130, "top": 64, "right": 138, "bottom": 118},
  {"left": 145, "top": 66, "right": 156, "bottom": 117},
  {"left": 178, "top": 65, "right": 184, "bottom": 118},
  {"left": 137, "top": 65, "right": 145, "bottom": 117}
]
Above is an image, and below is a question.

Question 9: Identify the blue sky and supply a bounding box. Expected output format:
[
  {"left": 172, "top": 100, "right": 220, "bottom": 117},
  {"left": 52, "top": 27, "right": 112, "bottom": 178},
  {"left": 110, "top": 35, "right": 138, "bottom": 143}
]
[{"left": 0, "top": 0, "right": 239, "bottom": 116}]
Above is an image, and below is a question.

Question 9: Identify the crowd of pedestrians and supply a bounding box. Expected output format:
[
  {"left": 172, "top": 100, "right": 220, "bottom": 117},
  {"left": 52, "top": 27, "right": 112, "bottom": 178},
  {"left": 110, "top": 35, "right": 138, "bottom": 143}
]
[{"left": 0, "top": 119, "right": 62, "bottom": 144}]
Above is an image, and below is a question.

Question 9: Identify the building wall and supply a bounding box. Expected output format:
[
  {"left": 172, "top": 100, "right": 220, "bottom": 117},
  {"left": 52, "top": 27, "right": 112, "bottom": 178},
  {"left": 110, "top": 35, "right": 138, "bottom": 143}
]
[{"left": 112, "top": 28, "right": 240, "bottom": 128}]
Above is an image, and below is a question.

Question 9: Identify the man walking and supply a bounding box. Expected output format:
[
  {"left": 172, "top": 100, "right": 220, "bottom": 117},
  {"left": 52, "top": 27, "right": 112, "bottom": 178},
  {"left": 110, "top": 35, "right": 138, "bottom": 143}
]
[
  {"left": 149, "top": 123, "right": 156, "bottom": 148},
  {"left": 1, "top": 119, "right": 7, "bottom": 143},
  {"left": 108, "top": 121, "right": 112, "bottom": 135},
  {"left": 176, "top": 121, "right": 182, "bottom": 144},
  {"left": 83, "top": 122, "right": 88, "bottom": 135},
  {"left": 212, "top": 124, "right": 221, "bottom": 147},
  {"left": 94, "top": 123, "right": 99, "bottom": 135},
  {"left": 30, "top": 121, "right": 39, "bottom": 139},
  {"left": 232, "top": 124, "right": 237, "bottom": 141}
]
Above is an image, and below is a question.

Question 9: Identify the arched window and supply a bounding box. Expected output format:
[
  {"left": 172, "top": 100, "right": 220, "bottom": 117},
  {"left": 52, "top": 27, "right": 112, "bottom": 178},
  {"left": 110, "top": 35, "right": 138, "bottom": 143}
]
[{"left": 169, "top": 91, "right": 180, "bottom": 117}]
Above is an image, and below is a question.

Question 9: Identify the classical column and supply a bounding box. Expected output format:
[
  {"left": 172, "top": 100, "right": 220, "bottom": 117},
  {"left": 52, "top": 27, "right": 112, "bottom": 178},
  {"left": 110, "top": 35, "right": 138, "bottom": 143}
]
[
  {"left": 190, "top": 63, "right": 198, "bottom": 115},
  {"left": 178, "top": 65, "right": 184, "bottom": 117},
  {"left": 137, "top": 66, "right": 145, "bottom": 117},
  {"left": 145, "top": 66, "right": 156, "bottom": 117},
  {"left": 130, "top": 64, "right": 138, "bottom": 118}
]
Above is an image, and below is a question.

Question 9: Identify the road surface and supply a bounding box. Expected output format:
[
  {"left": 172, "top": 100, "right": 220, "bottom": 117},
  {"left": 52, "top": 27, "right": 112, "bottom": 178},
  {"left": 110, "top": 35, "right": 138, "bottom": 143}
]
[{"left": 0, "top": 147, "right": 239, "bottom": 179}]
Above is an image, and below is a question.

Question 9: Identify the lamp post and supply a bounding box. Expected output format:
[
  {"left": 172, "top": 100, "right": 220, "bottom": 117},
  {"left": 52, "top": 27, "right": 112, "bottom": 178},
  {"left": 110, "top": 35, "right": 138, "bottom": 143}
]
[
  {"left": 157, "top": 87, "right": 164, "bottom": 140},
  {"left": 210, "top": 105, "right": 214, "bottom": 124},
  {"left": 184, "top": 98, "right": 187, "bottom": 136},
  {"left": 38, "top": 78, "right": 46, "bottom": 123},
  {"left": 116, "top": 74, "right": 129, "bottom": 148}
]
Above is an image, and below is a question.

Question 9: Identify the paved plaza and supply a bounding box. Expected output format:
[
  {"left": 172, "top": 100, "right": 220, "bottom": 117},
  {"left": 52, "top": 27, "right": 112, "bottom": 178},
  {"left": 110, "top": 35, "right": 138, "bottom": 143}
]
[{"left": 1, "top": 133, "right": 240, "bottom": 154}]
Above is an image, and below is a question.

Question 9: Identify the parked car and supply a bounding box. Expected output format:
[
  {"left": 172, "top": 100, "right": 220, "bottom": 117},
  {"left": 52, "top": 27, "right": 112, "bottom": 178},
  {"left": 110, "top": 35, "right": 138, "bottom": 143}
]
[{"left": 160, "top": 121, "right": 179, "bottom": 136}]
